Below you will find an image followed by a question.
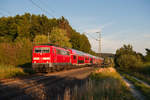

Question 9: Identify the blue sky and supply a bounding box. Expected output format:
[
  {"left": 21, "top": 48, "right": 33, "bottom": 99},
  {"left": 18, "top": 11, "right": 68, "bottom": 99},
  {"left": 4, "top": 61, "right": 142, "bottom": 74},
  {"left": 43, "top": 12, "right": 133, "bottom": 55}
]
[{"left": 0, "top": 0, "right": 150, "bottom": 54}]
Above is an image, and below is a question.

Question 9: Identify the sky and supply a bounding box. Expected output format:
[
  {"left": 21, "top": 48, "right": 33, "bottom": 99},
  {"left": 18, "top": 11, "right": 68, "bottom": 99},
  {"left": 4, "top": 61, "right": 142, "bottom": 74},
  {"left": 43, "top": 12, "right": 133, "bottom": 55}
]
[{"left": 0, "top": 0, "right": 150, "bottom": 54}]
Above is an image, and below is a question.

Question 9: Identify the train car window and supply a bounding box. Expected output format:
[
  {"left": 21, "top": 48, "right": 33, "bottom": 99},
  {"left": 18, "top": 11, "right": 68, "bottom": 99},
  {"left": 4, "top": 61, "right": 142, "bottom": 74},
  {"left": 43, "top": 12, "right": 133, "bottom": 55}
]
[
  {"left": 66, "top": 51, "right": 70, "bottom": 55},
  {"left": 55, "top": 49, "right": 70, "bottom": 55},
  {"left": 73, "top": 55, "right": 76, "bottom": 59},
  {"left": 60, "top": 50, "right": 66, "bottom": 55},
  {"left": 56, "top": 49, "right": 61, "bottom": 54}
]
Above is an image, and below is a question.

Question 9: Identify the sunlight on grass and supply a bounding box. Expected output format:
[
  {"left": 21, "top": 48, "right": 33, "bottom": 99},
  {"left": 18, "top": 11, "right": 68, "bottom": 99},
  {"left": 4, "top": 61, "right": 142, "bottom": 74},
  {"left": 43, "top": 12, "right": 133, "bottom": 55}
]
[
  {"left": 71, "top": 68, "right": 135, "bottom": 100},
  {"left": 120, "top": 62, "right": 150, "bottom": 84},
  {"left": 0, "top": 64, "right": 27, "bottom": 78}
]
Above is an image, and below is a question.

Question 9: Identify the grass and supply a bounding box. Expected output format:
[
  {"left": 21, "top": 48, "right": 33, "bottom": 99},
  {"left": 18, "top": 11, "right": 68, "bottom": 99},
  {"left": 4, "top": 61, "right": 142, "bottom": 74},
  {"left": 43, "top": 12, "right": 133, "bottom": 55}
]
[
  {"left": 131, "top": 72, "right": 150, "bottom": 84},
  {"left": 122, "top": 73, "right": 150, "bottom": 100},
  {"left": 0, "top": 64, "right": 35, "bottom": 79},
  {"left": 71, "top": 68, "right": 135, "bottom": 100},
  {"left": 118, "top": 62, "right": 150, "bottom": 84}
]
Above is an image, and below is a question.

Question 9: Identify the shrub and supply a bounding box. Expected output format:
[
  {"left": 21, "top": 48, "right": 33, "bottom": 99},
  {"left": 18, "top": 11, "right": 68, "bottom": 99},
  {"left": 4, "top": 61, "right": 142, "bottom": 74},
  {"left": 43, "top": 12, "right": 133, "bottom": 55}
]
[
  {"left": 116, "top": 54, "right": 142, "bottom": 69},
  {"left": 0, "top": 64, "right": 27, "bottom": 78},
  {"left": 0, "top": 38, "right": 32, "bottom": 67},
  {"left": 33, "top": 35, "right": 48, "bottom": 44}
]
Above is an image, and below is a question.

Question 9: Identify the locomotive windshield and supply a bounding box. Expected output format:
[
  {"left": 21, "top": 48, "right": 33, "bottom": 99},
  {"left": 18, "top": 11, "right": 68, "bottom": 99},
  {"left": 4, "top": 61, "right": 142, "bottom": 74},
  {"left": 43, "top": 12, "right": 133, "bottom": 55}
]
[{"left": 34, "top": 47, "right": 50, "bottom": 53}]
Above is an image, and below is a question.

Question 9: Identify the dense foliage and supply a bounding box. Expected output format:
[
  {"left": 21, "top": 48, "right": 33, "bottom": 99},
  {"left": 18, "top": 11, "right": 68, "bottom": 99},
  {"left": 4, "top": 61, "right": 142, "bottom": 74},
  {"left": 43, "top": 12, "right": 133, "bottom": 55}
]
[
  {"left": 0, "top": 13, "right": 96, "bottom": 67},
  {"left": 115, "top": 44, "right": 143, "bottom": 69},
  {"left": 0, "top": 38, "right": 32, "bottom": 66},
  {"left": 115, "top": 44, "right": 150, "bottom": 84},
  {"left": 145, "top": 48, "right": 150, "bottom": 62},
  {"left": 49, "top": 27, "right": 72, "bottom": 48}
]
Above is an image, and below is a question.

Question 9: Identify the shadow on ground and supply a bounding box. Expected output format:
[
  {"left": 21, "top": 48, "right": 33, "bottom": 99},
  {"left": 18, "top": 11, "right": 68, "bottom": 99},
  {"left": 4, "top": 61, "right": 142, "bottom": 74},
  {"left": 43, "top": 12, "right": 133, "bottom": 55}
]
[{"left": 0, "top": 74, "right": 89, "bottom": 100}]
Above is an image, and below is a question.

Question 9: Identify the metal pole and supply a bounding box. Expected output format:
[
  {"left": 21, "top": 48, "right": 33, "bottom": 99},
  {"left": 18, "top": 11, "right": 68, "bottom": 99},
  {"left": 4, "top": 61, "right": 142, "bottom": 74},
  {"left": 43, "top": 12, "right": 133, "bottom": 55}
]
[
  {"left": 96, "top": 31, "right": 101, "bottom": 56},
  {"left": 99, "top": 32, "right": 101, "bottom": 56}
]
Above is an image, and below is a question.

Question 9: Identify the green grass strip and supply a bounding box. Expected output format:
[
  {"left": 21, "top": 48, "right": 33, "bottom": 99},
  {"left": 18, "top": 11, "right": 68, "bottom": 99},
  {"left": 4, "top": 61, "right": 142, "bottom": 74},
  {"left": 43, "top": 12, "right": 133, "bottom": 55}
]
[{"left": 122, "top": 73, "right": 150, "bottom": 100}]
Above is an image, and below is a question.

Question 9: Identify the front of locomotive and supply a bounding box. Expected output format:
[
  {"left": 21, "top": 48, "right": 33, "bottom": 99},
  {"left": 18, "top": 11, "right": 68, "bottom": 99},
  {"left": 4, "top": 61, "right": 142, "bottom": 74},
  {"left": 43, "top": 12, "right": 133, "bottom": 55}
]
[{"left": 32, "top": 45, "right": 53, "bottom": 72}]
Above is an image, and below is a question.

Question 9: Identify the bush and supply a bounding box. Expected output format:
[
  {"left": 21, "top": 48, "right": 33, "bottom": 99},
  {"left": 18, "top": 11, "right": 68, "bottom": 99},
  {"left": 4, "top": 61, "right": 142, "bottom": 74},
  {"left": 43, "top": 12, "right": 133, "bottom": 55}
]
[
  {"left": 138, "top": 63, "right": 150, "bottom": 75},
  {"left": 0, "top": 38, "right": 32, "bottom": 67},
  {"left": 33, "top": 35, "right": 48, "bottom": 44},
  {"left": 0, "top": 64, "right": 27, "bottom": 78},
  {"left": 116, "top": 54, "right": 142, "bottom": 69},
  {"left": 115, "top": 44, "right": 143, "bottom": 69}
]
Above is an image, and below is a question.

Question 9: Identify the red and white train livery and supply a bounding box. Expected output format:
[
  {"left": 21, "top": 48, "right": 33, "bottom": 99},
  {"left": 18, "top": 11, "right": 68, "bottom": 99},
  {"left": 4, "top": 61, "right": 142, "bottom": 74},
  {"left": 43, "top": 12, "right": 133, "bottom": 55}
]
[{"left": 32, "top": 44, "right": 103, "bottom": 72}]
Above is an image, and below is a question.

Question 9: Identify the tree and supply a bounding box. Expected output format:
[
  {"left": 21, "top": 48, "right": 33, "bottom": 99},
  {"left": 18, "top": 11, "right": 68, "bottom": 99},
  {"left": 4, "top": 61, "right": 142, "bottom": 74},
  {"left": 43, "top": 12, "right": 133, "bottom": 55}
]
[
  {"left": 70, "top": 32, "right": 81, "bottom": 50},
  {"left": 116, "top": 54, "right": 142, "bottom": 69},
  {"left": 49, "top": 27, "right": 72, "bottom": 48},
  {"left": 115, "top": 44, "right": 142, "bottom": 69},
  {"left": 0, "top": 16, "right": 17, "bottom": 42},
  {"left": 70, "top": 32, "right": 91, "bottom": 53},
  {"left": 17, "top": 13, "right": 32, "bottom": 39},
  {"left": 145, "top": 48, "right": 150, "bottom": 62},
  {"left": 116, "top": 44, "right": 135, "bottom": 57},
  {"left": 78, "top": 34, "right": 91, "bottom": 53},
  {"left": 33, "top": 35, "right": 48, "bottom": 44}
]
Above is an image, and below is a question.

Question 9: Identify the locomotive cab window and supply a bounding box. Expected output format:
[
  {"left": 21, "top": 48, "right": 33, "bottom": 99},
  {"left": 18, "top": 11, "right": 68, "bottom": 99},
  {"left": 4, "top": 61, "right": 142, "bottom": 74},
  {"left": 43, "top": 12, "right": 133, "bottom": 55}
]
[
  {"left": 34, "top": 47, "right": 50, "bottom": 53},
  {"left": 42, "top": 48, "right": 50, "bottom": 53},
  {"left": 35, "top": 48, "right": 41, "bottom": 53}
]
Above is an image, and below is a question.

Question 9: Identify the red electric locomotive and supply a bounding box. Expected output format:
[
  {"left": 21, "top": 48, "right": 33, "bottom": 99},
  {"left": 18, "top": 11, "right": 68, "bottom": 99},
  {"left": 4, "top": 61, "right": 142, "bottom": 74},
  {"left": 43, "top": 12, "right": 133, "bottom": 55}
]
[{"left": 32, "top": 44, "right": 103, "bottom": 72}]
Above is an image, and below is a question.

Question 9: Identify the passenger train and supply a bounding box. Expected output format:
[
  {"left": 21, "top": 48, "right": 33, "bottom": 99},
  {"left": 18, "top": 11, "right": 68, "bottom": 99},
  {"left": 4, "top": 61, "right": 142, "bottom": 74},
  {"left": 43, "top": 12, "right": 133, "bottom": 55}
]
[{"left": 32, "top": 44, "right": 103, "bottom": 72}]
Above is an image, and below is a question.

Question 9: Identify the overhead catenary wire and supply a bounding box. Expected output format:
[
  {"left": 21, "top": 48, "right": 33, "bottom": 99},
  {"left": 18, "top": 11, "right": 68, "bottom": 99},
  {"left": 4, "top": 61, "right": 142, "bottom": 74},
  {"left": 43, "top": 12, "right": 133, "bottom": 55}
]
[
  {"left": 28, "top": 0, "right": 55, "bottom": 18},
  {"left": 84, "top": 31, "right": 102, "bottom": 54},
  {"left": 85, "top": 33, "right": 98, "bottom": 41},
  {"left": 38, "top": 0, "right": 55, "bottom": 13}
]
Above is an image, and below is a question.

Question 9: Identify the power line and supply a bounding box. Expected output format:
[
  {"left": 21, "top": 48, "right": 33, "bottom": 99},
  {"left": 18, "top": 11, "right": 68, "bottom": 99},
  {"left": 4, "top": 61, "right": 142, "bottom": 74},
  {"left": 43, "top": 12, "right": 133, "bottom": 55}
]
[
  {"left": 84, "top": 31, "right": 102, "bottom": 55},
  {"left": 85, "top": 33, "right": 98, "bottom": 40},
  {"left": 28, "top": 0, "right": 55, "bottom": 17},
  {"left": 38, "top": 0, "right": 55, "bottom": 13}
]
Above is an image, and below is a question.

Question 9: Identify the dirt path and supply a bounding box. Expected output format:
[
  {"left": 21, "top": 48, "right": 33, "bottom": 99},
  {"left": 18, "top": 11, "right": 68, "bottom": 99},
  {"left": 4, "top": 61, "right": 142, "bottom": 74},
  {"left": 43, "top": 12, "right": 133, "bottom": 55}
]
[
  {"left": 121, "top": 76, "right": 146, "bottom": 100},
  {"left": 127, "top": 75, "right": 150, "bottom": 87},
  {"left": 0, "top": 67, "right": 94, "bottom": 100}
]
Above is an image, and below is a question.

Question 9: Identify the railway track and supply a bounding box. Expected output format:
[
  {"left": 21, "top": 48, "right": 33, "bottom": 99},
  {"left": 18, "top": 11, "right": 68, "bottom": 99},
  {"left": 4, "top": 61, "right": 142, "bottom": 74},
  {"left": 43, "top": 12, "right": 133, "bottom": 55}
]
[{"left": 0, "top": 67, "right": 94, "bottom": 100}]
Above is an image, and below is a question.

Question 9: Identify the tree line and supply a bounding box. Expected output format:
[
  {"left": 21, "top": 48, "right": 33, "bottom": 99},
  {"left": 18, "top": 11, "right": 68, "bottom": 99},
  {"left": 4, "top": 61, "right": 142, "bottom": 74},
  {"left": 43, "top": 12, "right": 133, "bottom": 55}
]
[
  {"left": 115, "top": 44, "right": 150, "bottom": 75},
  {"left": 0, "top": 13, "right": 96, "bottom": 66}
]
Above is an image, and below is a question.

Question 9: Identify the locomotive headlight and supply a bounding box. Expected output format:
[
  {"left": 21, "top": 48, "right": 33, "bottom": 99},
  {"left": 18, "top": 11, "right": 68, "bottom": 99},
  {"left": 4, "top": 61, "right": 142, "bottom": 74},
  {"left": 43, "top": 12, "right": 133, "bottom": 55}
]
[
  {"left": 43, "top": 57, "right": 50, "bottom": 60},
  {"left": 33, "top": 57, "right": 39, "bottom": 60}
]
